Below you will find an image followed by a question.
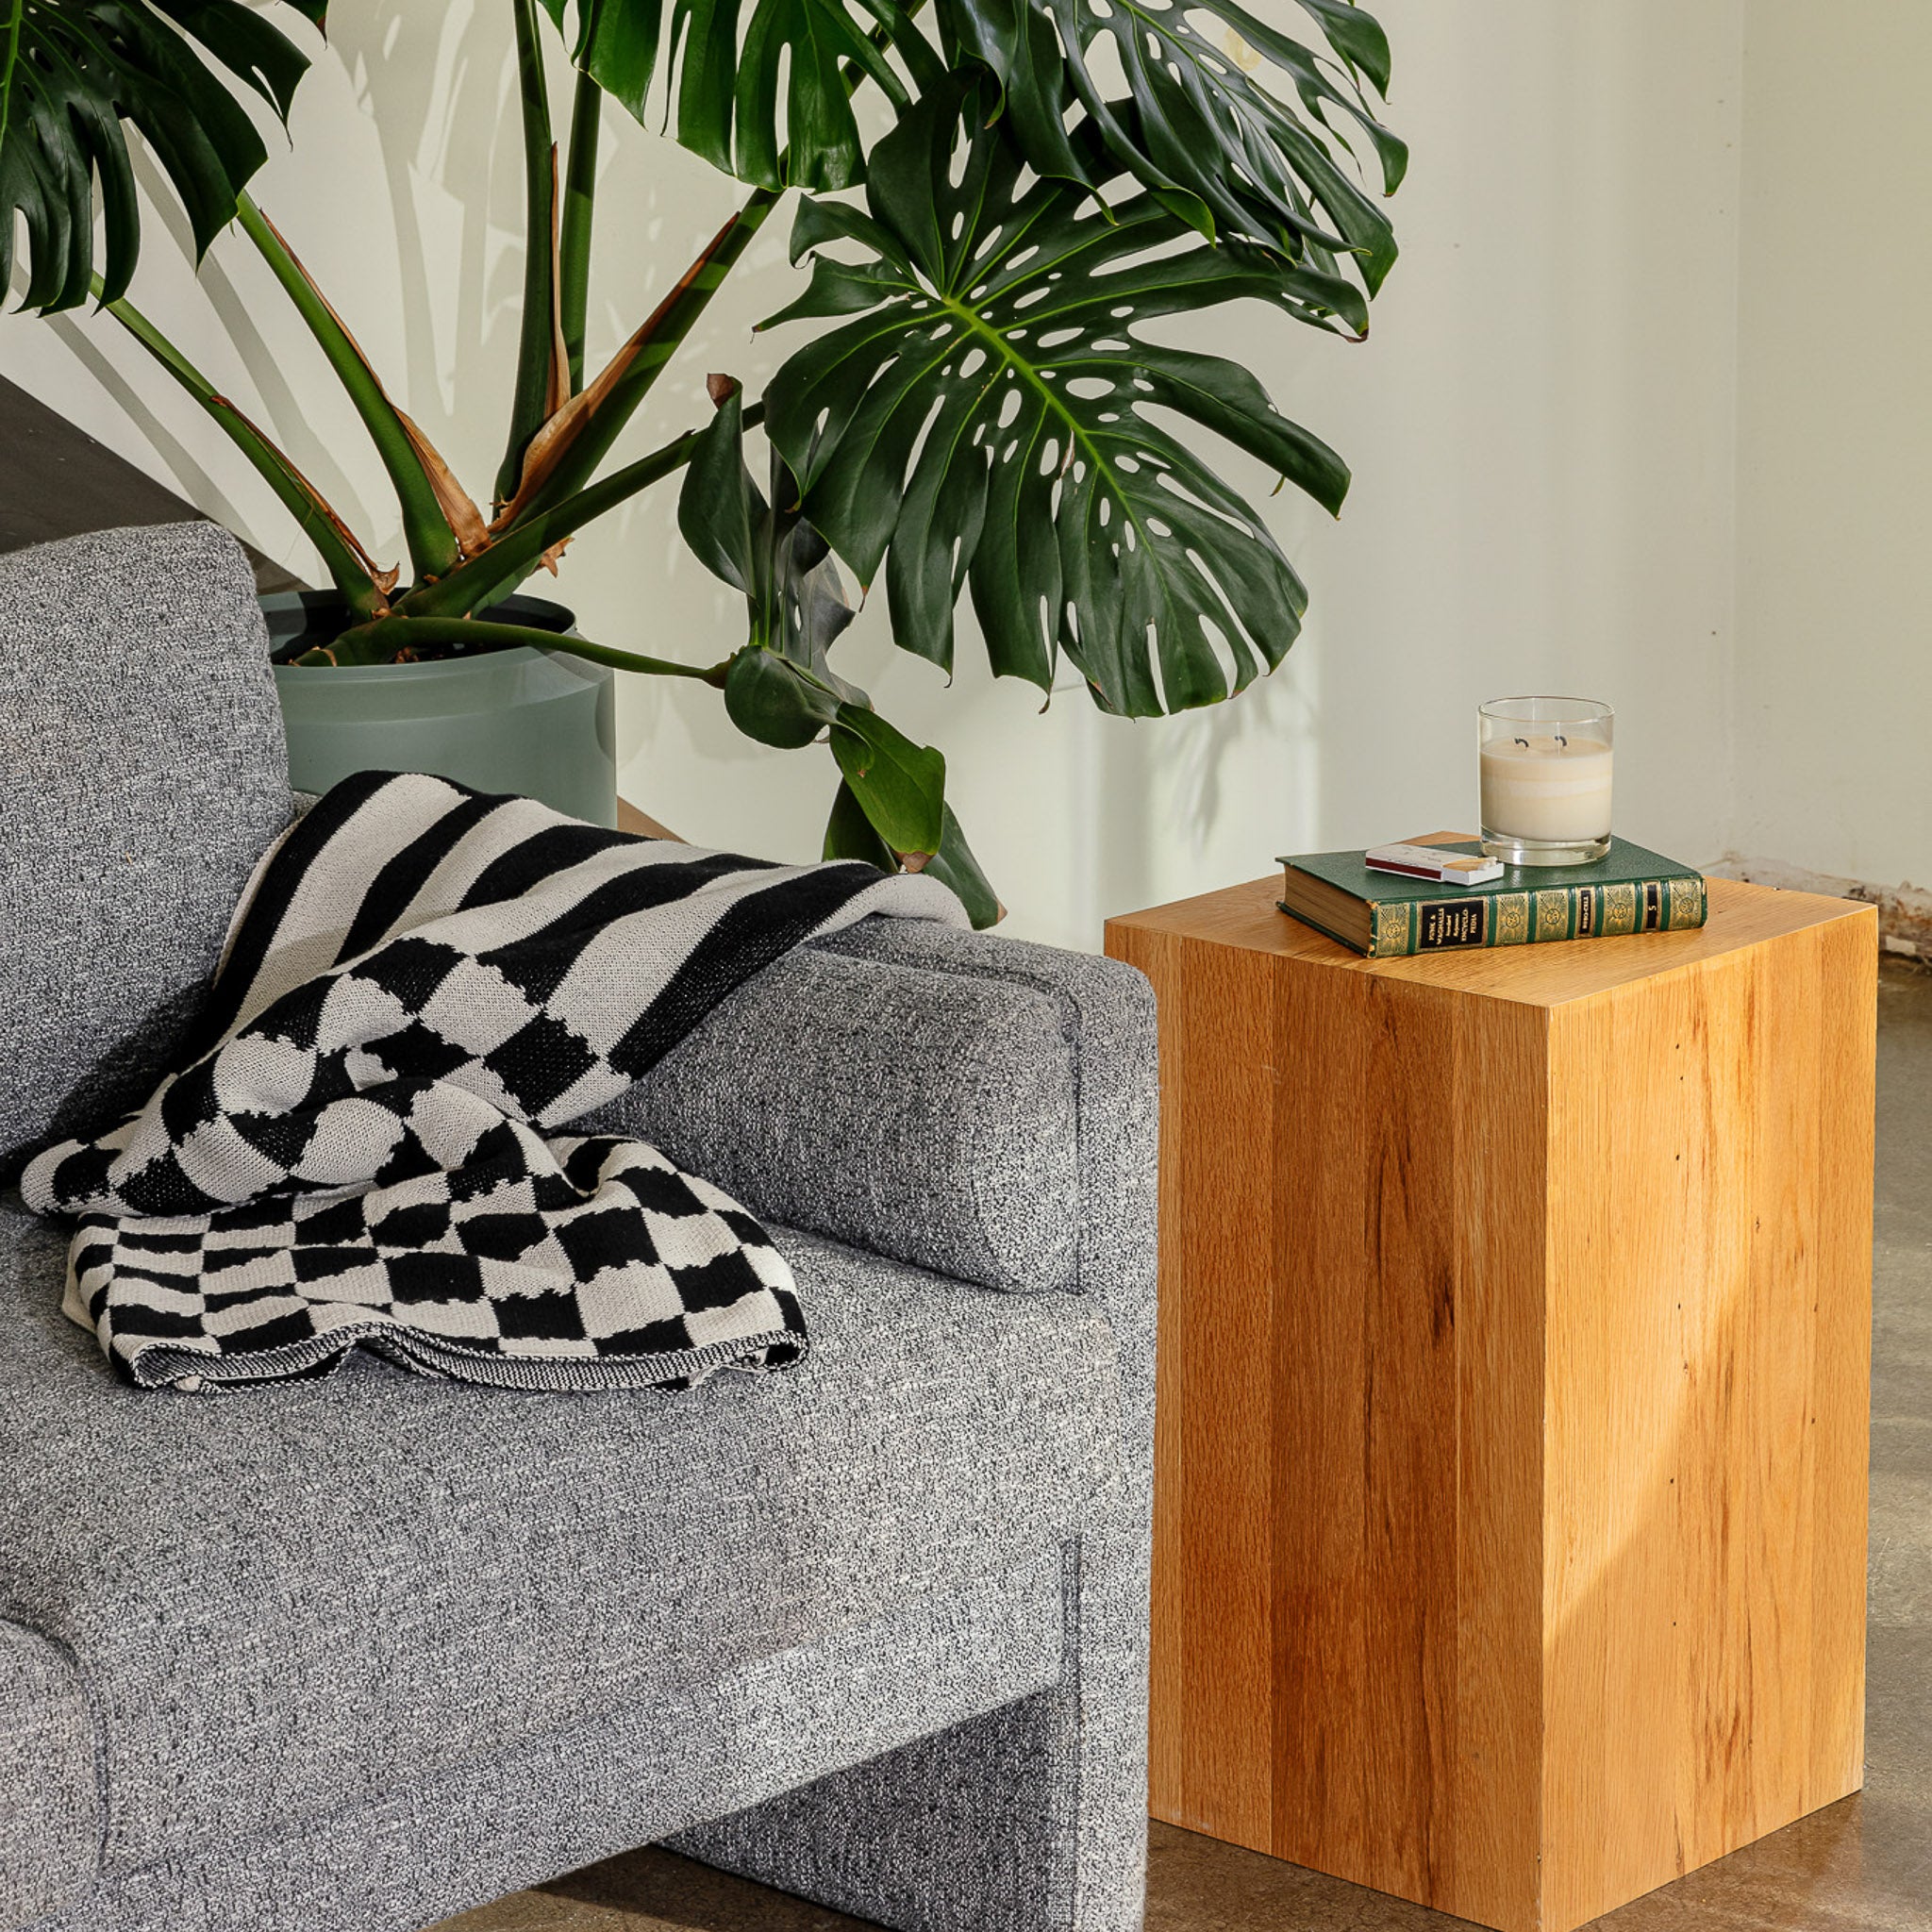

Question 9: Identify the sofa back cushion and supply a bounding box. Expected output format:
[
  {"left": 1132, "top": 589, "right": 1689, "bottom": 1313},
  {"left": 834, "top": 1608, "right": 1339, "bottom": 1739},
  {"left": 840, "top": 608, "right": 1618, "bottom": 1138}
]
[{"left": 0, "top": 523, "right": 289, "bottom": 1174}]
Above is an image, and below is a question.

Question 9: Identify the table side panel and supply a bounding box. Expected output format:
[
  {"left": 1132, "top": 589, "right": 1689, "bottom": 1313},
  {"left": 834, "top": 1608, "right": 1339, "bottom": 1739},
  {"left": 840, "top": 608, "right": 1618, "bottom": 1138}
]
[
  {"left": 1805, "top": 914, "right": 1877, "bottom": 1816},
  {"left": 1449, "top": 993, "right": 1550, "bottom": 1932},
  {"left": 1112, "top": 919, "right": 1548, "bottom": 1929},
  {"left": 1113, "top": 924, "right": 1187, "bottom": 1827},
  {"left": 1540, "top": 911, "right": 1875, "bottom": 1930},
  {"left": 1268, "top": 970, "right": 1548, "bottom": 1929},
  {"left": 1113, "top": 923, "right": 1279, "bottom": 1850},
  {"left": 1268, "top": 939, "right": 1376, "bottom": 1875}
]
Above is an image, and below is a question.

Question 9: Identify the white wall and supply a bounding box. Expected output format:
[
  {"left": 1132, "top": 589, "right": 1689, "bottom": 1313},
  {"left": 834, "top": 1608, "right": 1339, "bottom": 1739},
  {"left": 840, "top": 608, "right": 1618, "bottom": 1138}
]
[
  {"left": 2, "top": 2, "right": 1775, "bottom": 948},
  {"left": 1731, "top": 0, "right": 1932, "bottom": 893}
]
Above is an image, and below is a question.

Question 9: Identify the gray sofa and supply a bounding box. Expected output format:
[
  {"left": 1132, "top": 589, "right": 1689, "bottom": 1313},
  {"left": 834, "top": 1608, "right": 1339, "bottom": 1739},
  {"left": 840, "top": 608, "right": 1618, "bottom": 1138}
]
[{"left": 0, "top": 525, "right": 1157, "bottom": 1932}]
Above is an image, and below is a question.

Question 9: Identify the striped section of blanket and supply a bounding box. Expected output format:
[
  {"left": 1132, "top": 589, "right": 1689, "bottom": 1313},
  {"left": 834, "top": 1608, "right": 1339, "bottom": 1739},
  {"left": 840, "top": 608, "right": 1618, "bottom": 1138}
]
[{"left": 22, "top": 772, "right": 965, "bottom": 1391}]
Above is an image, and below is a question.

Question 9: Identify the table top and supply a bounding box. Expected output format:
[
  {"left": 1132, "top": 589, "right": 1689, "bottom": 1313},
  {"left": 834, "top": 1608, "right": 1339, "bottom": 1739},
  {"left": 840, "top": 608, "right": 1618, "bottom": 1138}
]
[{"left": 1106, "top": 835, "right": 1875, "bottom": 1010}]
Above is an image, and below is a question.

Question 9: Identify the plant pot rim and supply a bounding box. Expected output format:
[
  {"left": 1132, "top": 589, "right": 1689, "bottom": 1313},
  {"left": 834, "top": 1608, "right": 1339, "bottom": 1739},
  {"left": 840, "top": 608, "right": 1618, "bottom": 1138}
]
[
  {"left": 272, "top": 644, "right": 573, "bottom": 683},
  {"left": 258, "top": 588, "right": 575, "bottom": 619},
  {"left": 259, "top": 588, "right": 581, "bottom": 676}
]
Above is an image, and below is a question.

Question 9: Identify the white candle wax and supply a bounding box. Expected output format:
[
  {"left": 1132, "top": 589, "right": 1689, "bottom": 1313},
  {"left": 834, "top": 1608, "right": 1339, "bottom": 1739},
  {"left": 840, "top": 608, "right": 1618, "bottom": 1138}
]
[{"left": 1479, "top": 732, "right": 1613, "bottom": 843}]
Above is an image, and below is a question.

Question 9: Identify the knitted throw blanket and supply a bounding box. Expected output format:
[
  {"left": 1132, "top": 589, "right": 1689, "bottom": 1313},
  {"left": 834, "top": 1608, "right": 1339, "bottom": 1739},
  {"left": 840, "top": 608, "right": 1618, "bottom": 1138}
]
[{"left": 22, "top": 772, "right": 964, "bottom": 1392}]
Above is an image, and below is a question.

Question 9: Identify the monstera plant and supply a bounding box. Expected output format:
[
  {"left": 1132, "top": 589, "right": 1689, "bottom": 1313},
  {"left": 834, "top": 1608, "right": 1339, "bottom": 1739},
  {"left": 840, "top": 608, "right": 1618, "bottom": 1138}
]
[{"left": 1, "top": 0, "right": 1405, "bottom": 923}]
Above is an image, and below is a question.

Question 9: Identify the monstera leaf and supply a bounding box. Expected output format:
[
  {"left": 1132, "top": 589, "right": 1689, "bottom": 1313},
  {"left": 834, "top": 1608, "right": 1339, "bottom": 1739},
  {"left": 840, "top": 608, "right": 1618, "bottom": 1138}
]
[
  {"left": 940, "top": 0, "right": 1404, "bottom": 291},
  {"left": 683, "top": 379, "right": 999, "bottom": 922},
  {"left": 539, "top": 0, "right": 943, "bottom": 192},
  {"left": 0, "top": 0, "right": 326, "bottom": 312},
  {"left": 679, "top": 381, "right": 867, "bottom": 747},
  {"left": 760, "top": 83, "right": 1363, "bottom": 718}
]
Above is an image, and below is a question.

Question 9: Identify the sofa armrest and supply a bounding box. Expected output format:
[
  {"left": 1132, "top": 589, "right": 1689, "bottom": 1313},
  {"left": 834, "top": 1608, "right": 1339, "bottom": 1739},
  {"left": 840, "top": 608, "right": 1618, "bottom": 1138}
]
[
  {"left": 819, "top": 920, "right": 1158, "bottom": 1324},
  {"left": 586, "top": 914, "right": 1158, "bottom": 1512},
  {"left": 580, "top": 919, "right": 1157, "bottom": 1312},
  {"left": 0, "top": 1618, "right": 97, "bottom": 1927}
]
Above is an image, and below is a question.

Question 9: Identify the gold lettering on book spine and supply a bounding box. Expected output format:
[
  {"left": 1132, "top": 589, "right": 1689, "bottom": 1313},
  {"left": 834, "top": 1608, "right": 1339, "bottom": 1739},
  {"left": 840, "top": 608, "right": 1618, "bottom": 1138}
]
[
  {"left": 1494, "top": 894, "right": 1531, "bottom": 945},
  {"left": 1602, "top": 883, "right": 1639, "bottom": 936},
  {"left": 1535, "top": 890, "right": 1571, "bottom": 942}
]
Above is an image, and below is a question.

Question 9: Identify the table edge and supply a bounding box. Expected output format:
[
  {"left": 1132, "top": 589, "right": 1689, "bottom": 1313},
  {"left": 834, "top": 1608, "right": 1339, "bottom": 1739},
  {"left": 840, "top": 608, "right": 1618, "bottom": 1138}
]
[{"left": 1104, "top": 876, "right": 1879, "bottom": 1008}]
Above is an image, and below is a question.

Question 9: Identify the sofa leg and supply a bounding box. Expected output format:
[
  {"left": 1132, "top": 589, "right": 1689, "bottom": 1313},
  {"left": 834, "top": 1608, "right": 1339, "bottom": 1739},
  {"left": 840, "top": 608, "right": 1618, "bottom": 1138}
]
[{"left": 669, "top": 1533, "right": 1149, "bottom": 1932}]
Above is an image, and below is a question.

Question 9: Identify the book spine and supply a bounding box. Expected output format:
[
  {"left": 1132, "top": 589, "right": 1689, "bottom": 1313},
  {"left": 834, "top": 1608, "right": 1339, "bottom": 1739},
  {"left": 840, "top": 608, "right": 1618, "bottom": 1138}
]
[{"left": 1371, "top": 875, "right": 1708, "bottom": 957}]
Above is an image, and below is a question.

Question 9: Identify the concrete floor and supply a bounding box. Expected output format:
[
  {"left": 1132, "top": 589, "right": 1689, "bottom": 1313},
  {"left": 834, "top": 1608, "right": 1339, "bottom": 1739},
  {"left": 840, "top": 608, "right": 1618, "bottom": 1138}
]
[{"left": 443, "top": 957, "right": 1932, "bottom": 1932}]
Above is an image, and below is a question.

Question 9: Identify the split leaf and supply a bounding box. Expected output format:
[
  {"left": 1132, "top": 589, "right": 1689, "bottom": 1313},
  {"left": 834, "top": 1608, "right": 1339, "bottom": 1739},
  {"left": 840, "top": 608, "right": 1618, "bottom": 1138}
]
[
  {"left": 0, "top": 0, "right": 327, "bottom": 312},
  {"left": 763, "top": 83, "right": 1357, "bottom": 717}
]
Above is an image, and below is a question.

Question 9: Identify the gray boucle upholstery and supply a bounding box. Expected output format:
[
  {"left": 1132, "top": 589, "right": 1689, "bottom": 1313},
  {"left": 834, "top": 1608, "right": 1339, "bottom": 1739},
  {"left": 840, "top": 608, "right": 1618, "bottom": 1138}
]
[
  {"left": 26, "top": 1565, "right": 1067, "bottom": 1932},
  {"left": 0, "top": 524, "right": 288, "bottom": 1175},
  {"left": 0, "top": 1620, "right": 96, "bottom": 1924},
  {"left": 0, "top": 523, "right": 1158, "bottom": 1932},
  {"left": 0, "top": 1202, "right": 1122, "bottom": 1890},
  {"left": 593, "top": 939, "right": 1083, "bottom": 1294},
  {"left": 670, "top": 919, "right": 1158, "bottom": 1932}
]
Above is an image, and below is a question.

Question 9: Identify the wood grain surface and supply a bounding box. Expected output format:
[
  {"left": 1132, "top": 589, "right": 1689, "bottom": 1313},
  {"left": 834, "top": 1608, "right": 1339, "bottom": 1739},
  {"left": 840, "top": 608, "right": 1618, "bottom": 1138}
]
[
  {"left": 1107, "top": 870, "right": 1876, "bottom": 1932},
  {"left": 1538, "top": 906, "right": 1874, "bottom": 1928},
  {"left": 616, "top": 799, "right": 682, "bottom": 841}
]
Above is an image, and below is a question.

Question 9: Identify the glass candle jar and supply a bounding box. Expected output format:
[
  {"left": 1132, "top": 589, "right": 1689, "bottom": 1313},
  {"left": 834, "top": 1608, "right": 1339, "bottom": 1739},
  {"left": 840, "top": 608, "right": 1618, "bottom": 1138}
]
[{"left": 1477, "top": 697, "right": 1614, "bottom": 866}]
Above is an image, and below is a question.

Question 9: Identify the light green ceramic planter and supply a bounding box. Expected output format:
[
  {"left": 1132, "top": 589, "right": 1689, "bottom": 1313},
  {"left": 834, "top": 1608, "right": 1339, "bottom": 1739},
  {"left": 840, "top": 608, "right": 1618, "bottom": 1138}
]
[{"left": 265, "top": 592, "right": 617, "bottom": 827}]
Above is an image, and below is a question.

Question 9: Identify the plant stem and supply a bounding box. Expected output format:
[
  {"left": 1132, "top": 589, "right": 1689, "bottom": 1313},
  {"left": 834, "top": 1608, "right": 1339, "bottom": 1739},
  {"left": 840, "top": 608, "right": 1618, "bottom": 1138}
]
[
  {"left": 96, "top": 277, "right": 387, "bottom": 615},
  {"left": 541, "top": 633, "right": 730, "bottom": 684},
  {"left": 400, "top": 403, "right": 766, "bottom": 621},
  {"left": 502, "top": 0, "right": 914, "bottom": 538},
  {"left": 235, "top": 192, "right": 461, "bottom": 579},
  {"left": 330, "top": 613, "right": 728, "bottom": 683},
  {"left": 508, "top": 188, "right": 778, "bottom": 532},
  {"left": 560, "top": 68, "right": 601, "bottom": 393},
  {"left": 496, "top": 0, "right": 561, "bottom": 507}
]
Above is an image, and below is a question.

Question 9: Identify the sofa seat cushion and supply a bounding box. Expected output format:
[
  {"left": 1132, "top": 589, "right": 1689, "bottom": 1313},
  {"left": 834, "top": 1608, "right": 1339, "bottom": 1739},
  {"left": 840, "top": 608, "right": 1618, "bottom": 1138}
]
[{"left": 0, "top": 1200, "right": 1124, "bottom": 1883}]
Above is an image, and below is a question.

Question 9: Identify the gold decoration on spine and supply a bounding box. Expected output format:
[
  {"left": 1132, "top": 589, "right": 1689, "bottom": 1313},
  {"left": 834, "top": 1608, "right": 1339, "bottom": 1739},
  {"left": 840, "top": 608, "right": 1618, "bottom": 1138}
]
[
  {"left": 1536, "top": 890, "right": 1571, "bottom": 942},
  {"left": 1495, "top": 895, "right": 1531, "bottom": 945},
  {"left": 1602, "top": 883, "right": 1639, "bottom": 935},
  {"left": 1668, "top": 877, "right": 1705, "bottom": 927},
  {"left": 1377, "top": 902, "right": 1415, "bottom": 957}
]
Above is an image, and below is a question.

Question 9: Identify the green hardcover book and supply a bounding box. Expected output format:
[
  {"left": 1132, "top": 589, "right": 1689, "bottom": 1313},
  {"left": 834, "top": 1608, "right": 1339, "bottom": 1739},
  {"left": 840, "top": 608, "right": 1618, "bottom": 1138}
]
[{"left": 1275, "top": 838, "right": 1708, "bottom": 958}]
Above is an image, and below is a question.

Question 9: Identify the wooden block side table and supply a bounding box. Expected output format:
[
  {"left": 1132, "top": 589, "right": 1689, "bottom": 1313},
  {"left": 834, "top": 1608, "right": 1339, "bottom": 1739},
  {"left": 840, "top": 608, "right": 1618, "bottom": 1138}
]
[{"left": 1106, "top": 870, "right": 1876, "bottom": 1932}]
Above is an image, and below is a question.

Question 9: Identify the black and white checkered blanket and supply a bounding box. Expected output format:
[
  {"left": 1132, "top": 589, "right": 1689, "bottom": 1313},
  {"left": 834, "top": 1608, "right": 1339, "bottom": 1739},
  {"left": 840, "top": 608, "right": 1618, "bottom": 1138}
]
[{"left": 22, "top": 771, "right": 964, "bottom": 1391}]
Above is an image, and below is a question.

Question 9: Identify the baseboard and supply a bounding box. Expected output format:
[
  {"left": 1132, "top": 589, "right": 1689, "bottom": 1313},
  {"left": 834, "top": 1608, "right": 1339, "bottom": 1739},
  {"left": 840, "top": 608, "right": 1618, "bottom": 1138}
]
[{"left": 1707, "top": 855, "right": 1932, "bottom": 962}]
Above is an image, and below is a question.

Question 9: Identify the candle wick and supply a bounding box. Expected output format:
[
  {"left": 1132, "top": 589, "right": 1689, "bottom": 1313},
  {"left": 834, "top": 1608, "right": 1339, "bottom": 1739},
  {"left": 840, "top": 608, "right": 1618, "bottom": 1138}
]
[
  {"left": 1555, "top": 734, "right": 1568, "bottom": 748},
  {"left": 1514, "top": 736, "right": 1529, "bottom": 748}
]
